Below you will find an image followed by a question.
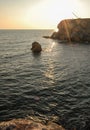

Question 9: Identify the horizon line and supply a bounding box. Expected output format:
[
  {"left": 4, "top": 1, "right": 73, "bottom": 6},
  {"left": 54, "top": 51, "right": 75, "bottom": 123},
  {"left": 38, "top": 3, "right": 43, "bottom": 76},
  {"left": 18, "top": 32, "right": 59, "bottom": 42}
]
[{"left": 0, "top": 28, "right": 54, "bottom": 30}]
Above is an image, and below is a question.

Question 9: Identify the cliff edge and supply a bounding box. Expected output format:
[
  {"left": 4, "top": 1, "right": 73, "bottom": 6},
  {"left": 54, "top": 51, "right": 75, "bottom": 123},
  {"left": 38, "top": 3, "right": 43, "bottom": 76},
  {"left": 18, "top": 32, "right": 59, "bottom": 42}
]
[{"left": 51, "top": 18, "right": 90, "bottom": 42}]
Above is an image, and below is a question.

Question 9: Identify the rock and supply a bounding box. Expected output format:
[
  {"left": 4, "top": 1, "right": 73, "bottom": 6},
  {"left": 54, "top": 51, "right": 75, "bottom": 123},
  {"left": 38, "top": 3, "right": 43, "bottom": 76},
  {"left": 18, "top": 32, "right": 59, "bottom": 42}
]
[
  {"left": 50, "top": 18, "right": 90, "bottom": 42},
  {"left": 0, "top": 118, "right": 65, "bottom": 130},
  {"left": 51, "top": 32, "right": 59, "bottom": 39},
  {"left": 5, "top": 124, "right": 16, "bottom": 130},
  {"left": 31, "top": 41, "right": 42, "bottom": 53},
  {"left": 43, "top": 36, "right": 50, "bottom": 39}
]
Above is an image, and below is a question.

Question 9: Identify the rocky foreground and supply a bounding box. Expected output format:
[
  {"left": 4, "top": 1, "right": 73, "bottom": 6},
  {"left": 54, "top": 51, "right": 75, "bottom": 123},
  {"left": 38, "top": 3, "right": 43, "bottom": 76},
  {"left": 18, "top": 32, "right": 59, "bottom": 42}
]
[
  {"left": 0, "top": 118, "right": 65, "bottom": 130},
  {"left": 44, "top": 18, "right": 90, "bottom": 43}
]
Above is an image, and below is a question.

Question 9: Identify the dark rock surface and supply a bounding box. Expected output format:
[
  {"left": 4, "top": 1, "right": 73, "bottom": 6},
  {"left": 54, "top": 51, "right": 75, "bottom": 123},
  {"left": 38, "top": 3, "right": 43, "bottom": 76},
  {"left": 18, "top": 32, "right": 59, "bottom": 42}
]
[
  {"left": 31, "top": 41, "right": 42, "bottom": 53},
  {"left": 50, "top": 18, "right": 90, "bottom": 42},
  {"left": 43, "top": 36, "right": 50, "bottom": 39}
]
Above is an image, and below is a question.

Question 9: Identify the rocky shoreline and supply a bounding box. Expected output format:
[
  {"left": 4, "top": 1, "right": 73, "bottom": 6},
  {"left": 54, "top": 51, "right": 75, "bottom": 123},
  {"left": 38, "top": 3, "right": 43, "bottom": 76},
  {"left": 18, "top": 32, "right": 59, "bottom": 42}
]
[
  {"left": 0, "top": 118, "right": 65, "bottom": 130},
  {"left": 44, "top": 18, "right": 90, "bottom": 43}
]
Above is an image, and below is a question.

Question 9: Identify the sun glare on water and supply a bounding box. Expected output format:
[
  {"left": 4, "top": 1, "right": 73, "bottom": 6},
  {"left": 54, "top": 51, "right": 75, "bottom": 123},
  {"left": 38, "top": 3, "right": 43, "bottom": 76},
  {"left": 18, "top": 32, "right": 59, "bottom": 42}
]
[
  {"left": 45, "top": 42, "right": 56, "bottom": 52},
  {"left": 48, "top": 42, "right": 56, "bottom": 52}
]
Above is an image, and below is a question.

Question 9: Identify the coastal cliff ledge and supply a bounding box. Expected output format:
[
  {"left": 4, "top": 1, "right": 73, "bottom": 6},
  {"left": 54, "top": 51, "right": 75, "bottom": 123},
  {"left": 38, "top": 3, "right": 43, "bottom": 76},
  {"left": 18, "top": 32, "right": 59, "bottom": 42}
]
[
  {"left": 50, "top": 18, "right": 90, "bottom": 42},
  {"left": 0, "top": 118, "right": 65, "bottom": 130}
]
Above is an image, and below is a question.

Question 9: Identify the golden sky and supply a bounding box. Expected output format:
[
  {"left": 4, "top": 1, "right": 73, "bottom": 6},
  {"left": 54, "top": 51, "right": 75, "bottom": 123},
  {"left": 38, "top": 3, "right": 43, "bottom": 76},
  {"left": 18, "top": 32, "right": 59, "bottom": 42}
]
[{"left": 0, "top": 0, "right": 90, "bottom": 29}]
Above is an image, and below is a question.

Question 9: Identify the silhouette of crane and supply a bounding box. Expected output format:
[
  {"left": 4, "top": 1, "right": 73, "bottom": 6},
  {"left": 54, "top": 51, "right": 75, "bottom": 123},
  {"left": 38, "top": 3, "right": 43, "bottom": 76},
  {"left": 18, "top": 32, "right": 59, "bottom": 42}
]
[{"left": 72, "top": 12, "right": 80, "bottom": 19}]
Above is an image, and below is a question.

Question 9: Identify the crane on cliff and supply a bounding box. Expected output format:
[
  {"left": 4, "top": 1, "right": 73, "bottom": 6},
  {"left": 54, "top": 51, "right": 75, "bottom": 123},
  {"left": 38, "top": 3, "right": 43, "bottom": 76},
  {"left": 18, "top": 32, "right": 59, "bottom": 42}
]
[{"left": 72, "top": 12, "right": 81, "bottom": 19}]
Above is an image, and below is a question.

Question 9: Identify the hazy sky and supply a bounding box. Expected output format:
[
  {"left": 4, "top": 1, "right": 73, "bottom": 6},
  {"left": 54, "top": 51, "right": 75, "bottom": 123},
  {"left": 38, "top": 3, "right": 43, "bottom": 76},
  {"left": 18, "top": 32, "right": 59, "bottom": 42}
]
[{"left": 0, "top": 0, "right": 90, "bottom": 29}]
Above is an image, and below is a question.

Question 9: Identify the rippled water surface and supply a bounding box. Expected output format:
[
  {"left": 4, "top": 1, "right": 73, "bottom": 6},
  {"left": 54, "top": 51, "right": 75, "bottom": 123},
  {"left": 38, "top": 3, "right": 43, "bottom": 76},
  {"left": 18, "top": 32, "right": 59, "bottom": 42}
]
[{"left": 0, "top": 30, "right": 90, "bottom": 129}]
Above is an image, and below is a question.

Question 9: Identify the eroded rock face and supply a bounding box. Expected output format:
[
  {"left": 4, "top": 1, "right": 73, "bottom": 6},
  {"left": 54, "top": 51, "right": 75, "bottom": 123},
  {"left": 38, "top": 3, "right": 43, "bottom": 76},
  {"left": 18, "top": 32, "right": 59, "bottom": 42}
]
[
  {"left": 51, "top": 18, "right": 90, "bottom": 42},
  {"left": 0, "top": 119, "right": 65, "bottom": 130},
  {"left": 31, "top": 41, "right": 42, "bottom": 53}
]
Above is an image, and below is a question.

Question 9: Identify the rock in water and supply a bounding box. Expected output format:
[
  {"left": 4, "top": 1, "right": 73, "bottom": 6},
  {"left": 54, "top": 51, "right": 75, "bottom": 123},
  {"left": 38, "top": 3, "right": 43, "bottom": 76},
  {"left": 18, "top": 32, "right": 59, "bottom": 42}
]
[{"left": 31, "top": 41, "right": 42, "bottom": 53}]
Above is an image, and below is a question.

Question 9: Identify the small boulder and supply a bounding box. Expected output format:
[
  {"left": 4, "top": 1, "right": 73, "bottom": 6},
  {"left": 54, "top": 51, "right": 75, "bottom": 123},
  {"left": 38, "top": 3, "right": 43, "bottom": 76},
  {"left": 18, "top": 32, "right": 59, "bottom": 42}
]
[{"left": 31, "top": 41, "right": 42, "bottom": 53}]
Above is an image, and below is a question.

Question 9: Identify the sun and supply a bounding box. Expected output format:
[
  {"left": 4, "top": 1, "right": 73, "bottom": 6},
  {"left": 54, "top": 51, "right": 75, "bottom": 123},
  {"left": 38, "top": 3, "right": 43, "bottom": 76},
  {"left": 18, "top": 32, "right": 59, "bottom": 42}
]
[{"left": 54, "top": 28, "right": 59, "bottom": 32}]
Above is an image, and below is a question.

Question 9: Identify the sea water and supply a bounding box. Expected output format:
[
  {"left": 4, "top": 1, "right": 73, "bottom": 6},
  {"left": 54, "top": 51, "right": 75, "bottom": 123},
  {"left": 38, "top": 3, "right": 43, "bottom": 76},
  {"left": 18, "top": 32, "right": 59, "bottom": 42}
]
[{"left": 0, "top": 30, "right": 90, "bottom": 130}]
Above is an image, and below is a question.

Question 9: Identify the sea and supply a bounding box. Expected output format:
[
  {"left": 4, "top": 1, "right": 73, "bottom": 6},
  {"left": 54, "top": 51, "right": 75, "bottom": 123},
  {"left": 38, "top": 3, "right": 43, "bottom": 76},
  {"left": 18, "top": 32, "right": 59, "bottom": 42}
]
[{"left": 0, "top": 30, "right": 90, "bottom": 130}]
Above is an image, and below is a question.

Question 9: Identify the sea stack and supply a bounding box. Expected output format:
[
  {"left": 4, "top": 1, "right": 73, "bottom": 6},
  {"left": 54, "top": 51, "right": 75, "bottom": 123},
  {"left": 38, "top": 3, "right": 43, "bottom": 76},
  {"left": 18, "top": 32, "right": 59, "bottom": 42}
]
[
  {"left": 31, "top": 41, "right": 42, "bottom": 53},
  {"left": 51, "top": 18, "right": 90, "bottom": 42}
]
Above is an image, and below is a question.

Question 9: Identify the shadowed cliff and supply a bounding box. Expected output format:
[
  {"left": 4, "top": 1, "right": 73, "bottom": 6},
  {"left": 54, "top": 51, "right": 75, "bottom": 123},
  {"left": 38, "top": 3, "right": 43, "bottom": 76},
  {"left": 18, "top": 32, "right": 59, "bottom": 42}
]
[{"left": 50, "top": 18, "right": 90, "bottom": 42}]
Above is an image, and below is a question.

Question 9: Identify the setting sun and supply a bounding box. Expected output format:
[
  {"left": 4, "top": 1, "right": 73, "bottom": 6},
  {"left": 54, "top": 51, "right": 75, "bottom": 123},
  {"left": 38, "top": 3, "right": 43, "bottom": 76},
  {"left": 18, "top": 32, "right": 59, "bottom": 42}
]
[
  {"left": 0, "top": 0, "right": 90, "bottom": 29},
  {"left": 54, "top": 28, "right": 59, "bottom": 32}
]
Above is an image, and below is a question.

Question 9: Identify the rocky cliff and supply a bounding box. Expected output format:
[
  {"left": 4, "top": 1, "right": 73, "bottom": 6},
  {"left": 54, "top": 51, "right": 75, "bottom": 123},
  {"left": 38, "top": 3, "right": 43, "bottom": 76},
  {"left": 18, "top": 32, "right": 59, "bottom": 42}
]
[{"left": 51, "top": 18, "right": 90, "bottom": 42}]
